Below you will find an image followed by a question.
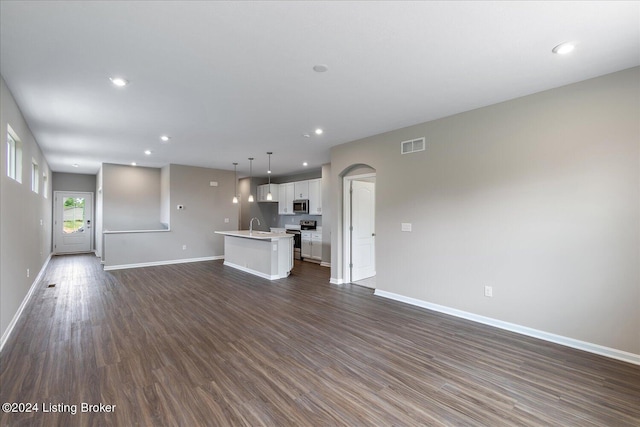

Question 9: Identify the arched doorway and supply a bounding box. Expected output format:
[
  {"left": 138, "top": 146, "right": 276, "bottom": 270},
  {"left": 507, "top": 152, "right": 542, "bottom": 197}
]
[{"left": 342, "top": 166, "right": 376, "bottom": 286}]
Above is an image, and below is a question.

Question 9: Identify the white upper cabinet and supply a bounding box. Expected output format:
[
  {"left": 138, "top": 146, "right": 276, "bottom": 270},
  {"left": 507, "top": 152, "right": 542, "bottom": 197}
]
[
  {"left": 308, "top": 178, "right": 322, "bottom": 215},
  {"left": 277, "top": 178, "right": 322, "bottom": 215},
  {"left": 294, "top": 180, "right": 309, "bottom": 200},
  {"left": 257, "top": 184, "right": 279, "bottom": 202},
  {"left": 278, "top": 182, "right": 295, "bottom": 215}
]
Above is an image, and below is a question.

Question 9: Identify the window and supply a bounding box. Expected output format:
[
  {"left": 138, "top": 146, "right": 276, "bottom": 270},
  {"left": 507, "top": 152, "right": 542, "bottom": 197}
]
[
  {"left": 43, "top": 171, "right": 48, "bottom": 198},
  {"left": 31, "top": 159, "right": 39, "bottom": 193},
  {"left": 6, "top": 125, "right": 22, "bottom": 182}
]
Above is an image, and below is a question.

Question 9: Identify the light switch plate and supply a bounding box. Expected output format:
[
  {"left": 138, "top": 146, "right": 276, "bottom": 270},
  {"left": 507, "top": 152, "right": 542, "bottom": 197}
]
[
  {"left": 210, "top": 181, "right": 218, "bottom": 187},
  {"left": 401, "top": 223, "right": 412, "bottom": 232}
]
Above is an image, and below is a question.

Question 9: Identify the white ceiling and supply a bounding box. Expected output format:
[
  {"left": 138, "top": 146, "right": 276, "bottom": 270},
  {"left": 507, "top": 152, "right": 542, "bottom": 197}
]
[{"left": 1, "top": 1, "right": 638, "bottom": 177}]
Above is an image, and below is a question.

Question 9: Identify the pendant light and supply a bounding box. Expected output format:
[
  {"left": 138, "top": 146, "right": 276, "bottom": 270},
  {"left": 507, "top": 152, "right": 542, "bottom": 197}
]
[
  {"left": 248, "top": 157, "right": 254, "bottom": 202},
  {"left": 266, "top": 151, "right": 273, "bottom": 201},
  {"left": 232, "top": 162, "right": 239, "bottom": 204}
]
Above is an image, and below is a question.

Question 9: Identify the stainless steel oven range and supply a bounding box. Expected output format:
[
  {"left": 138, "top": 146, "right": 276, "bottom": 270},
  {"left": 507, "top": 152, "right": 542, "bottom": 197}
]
[
  {"left": 286, "top": 220, "right": 316, "bottom": 260},
  {"left": 286, "top": 227, "right": 301, "bottom": 260}
]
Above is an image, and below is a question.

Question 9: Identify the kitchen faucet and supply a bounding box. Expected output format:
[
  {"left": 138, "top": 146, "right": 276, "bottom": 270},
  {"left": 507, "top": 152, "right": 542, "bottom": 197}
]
[{"left": 249, "top": 217, "right": 260, "bottom": 234}]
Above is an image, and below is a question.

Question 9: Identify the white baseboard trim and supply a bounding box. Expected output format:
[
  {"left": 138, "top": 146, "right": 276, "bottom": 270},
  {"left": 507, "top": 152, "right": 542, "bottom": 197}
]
[
  {"left": 0, "top": 254, "right": 52, "bottom": 354},
  {"left": 330, "top": 277, "right": 344, "bottom": 285},
  {"left": 223, "top": 261, "right": 288, "bottom": 280},
  {"left": 320, "top": 262, "right": 331, "bottom": 268},
  {"left": 104, "top": 256, "right": 223, "bottom": 271},
  {"left": 374, "top": 289, "right": 640, "bottom": 366}
]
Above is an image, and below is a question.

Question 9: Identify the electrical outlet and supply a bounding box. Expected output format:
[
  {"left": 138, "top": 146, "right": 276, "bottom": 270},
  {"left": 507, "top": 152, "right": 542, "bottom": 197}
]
[
  {"left": 182, "top": 245, "right": 187, "bottom": 250},
  {"left": 27, "top": 268, "right": 30, "bottom": 278},
  {"left": 224, "top": 218, "right": 229, "bottom": 223},
  {"left": 484, "top": 285, "right": 493, "bottom": 297}
]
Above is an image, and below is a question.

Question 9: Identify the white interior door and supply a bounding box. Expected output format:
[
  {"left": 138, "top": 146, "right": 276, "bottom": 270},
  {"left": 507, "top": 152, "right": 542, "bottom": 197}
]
[
  {"left": 351, "top": 180, "right": 375, "bottom": 282},
  {"left": 54, "top": 191, "right": 93, "bottom": 254}
]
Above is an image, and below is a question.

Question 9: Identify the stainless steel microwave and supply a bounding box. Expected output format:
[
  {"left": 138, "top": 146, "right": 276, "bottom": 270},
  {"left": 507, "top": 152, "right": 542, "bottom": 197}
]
[{"left": 292, "top": 199, "right": 309, "bottom": 214}]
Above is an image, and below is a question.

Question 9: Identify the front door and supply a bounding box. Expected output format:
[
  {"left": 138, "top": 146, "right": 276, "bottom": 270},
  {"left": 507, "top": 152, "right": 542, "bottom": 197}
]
[
  {"left": 54, "top": 191, "right": 93, "bottom": 254},
  {"left": 351, "top": 180, "right": 375, "bottom": 282}
]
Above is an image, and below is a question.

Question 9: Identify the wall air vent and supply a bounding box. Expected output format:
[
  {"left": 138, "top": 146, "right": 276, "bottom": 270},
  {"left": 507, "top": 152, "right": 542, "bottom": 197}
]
[{"left": 401, "top": 137, "right": 425, "bottom": 154}]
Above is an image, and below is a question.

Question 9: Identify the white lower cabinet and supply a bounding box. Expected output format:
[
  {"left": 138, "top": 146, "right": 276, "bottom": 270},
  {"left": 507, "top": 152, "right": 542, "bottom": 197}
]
[
  {"left": 301, "top": 232, "right": 312, "bottom": 259},
  {"left": 302, "top": 231, "right": 322, "bottom": 261}
]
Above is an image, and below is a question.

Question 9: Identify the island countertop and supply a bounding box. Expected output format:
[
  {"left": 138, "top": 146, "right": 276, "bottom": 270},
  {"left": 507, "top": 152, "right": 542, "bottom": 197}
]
[
  {"left": 215, "top": 230, "right": 293, "bottom": 240},
  {"left": 216, "top": 230, "right": 294, "bottom": 280}
]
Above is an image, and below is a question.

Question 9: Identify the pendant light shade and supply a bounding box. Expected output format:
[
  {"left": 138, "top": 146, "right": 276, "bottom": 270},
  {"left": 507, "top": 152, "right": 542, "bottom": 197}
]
[
  {"left": 232, "top": 162, "right": 239, "bottom": 204},
  {"left": 248, "top": 157, "right": 254, "bottom": 203},
  {"left": 266, "top": 152, "right": 273, "bottom": 201}
]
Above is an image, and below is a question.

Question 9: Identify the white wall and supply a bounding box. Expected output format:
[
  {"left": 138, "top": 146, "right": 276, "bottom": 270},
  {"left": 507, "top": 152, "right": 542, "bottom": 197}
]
[
  {"left": 330, "top": 67, "right": 640, "bottom": 355},
  {"left": 0, "top": 76, "right": 52, "bottom": 342}
]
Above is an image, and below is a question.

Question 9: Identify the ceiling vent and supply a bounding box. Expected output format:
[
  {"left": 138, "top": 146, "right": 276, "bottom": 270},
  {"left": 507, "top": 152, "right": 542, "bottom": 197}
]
[{"left": 401, "top": 137, "right": 425, "bottom": 154}]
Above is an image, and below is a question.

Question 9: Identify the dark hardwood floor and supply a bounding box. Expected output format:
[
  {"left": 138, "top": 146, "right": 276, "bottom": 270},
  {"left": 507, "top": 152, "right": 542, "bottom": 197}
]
[{"left": 1, "top": 254, "right": 639, "bottom": 426}]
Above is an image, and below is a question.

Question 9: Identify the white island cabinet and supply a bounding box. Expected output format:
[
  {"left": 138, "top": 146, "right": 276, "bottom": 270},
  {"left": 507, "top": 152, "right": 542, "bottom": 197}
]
[{"left": 215, "top": 230, "right": 294, "bottom": 280}]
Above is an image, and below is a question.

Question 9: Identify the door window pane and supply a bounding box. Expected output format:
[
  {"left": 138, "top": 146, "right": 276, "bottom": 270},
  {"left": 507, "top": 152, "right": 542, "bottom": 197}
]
[{"left": 63, "top": 197, "right": 85, "bottom": 234}]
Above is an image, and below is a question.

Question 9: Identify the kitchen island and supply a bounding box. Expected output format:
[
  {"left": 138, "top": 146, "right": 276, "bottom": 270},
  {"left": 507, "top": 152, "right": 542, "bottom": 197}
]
[{"left": 215, "top": 230, "right": 294, "bottom": 280}]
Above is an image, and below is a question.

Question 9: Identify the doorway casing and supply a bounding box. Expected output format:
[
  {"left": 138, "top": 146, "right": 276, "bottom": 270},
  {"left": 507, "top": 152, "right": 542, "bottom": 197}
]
[
  {"left": 53, "top": 191, "right": 94, "bottom": 254},
  {"left": 342, "top": 172, "right": 376, "bottom": 285}
]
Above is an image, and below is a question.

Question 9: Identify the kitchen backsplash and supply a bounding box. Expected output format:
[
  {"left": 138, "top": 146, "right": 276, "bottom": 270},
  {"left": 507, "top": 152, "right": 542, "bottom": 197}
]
[{"left": 275, "top": 214, "right": 322, "bottom": 228}]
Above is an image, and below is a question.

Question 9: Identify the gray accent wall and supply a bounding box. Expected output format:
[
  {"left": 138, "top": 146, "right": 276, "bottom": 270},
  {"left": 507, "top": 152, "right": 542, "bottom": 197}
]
[
  {"left": 96, "top": 167, "right": 103, "bottom": 258},
  {"left": 102, "top": 164, "right": 238, "bottom": 267},
  {"left": 52, "top": 172, "right": 96, "bottom": 193},
  {"left": 239, "top": 177, "right": 276, "bottom": 231},
  {"left": 272, "top": 170, "right": 321, "bottom": 184},
  {"left": 330, "top": 67, "right": 640, "bottom": 355},
  {"left": 321, "top": 163, "right": 331, "bottom": 264},
  {"left": 102, "top": 163, "right": 163, "bottom": 231},
  {"left": 0, "top": 76, "right": 53, "bottom": 343},
  {"left": 160, "top": 165, "right": 170, "bottom": 227}
]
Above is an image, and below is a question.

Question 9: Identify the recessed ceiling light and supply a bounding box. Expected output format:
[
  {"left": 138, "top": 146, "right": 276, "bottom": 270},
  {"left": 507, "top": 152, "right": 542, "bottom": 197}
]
[
  {"left": 313, "top": 64, "right": 329, "bottom": 73},
  {"left": 131, "top": 162, "right": 137, "bottom": 166},
  {"left": 303, "top": 162, "right": 308, "bottom": 167},
  {"left": 160, "top": 135, "right": 170, "bottom": 142},
  {"left": 109, "top": 77, "right": 129, "bottom": 87},
  {"left": 315, "top": 128, "right": 323, "bottom": 135},
  {"left": 72, "top": 163, "right": 79, "bottom": 168},
  {"left": 552, "top": 42, "right": 575, "bottom": 55},
  {"left": 144, "top": 150, "right": 152, "bottom": 155}
]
